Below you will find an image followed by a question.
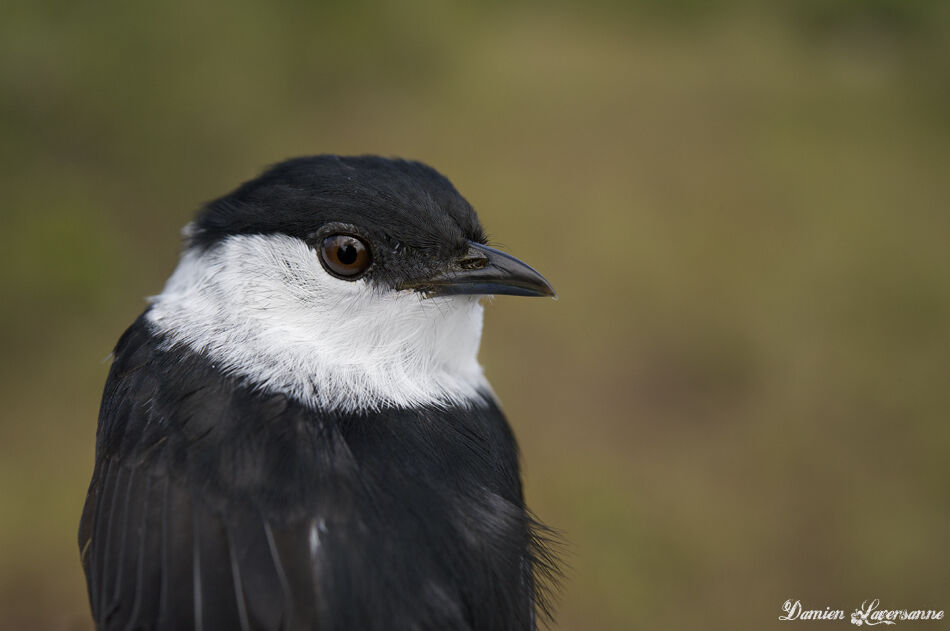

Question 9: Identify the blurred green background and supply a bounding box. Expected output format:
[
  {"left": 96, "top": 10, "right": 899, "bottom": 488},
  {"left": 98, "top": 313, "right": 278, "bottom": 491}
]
[{"left": 2, "top": 1, "right": 949, "bottom": 629}]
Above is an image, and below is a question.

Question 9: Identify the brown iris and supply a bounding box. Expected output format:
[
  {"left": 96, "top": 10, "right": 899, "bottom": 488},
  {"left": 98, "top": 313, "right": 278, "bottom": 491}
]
[{"left": 319, "top": 234, "right": 372, "bottom": 279}]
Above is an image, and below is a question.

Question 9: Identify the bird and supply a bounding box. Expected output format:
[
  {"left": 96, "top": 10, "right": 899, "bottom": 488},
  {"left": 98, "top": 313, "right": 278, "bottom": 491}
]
[{"left": 78, "top": 155, "right": 559, "bottom": 631}]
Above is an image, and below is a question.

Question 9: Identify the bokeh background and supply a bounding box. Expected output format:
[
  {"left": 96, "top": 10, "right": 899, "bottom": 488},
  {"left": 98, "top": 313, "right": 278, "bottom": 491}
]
[{"left": 2, "top": 1, "right": 949, "bottom": 629}]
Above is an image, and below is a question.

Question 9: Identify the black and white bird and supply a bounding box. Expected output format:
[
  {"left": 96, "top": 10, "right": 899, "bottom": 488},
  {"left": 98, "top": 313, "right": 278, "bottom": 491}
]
[{"left": 79, "top": 155, "right": 559, "bottom": 631}]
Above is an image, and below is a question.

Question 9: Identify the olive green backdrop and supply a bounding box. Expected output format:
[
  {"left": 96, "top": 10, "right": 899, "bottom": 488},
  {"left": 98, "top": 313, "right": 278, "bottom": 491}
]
[{"left": 2, "top": 2, "right": 949, "bottom": 629}]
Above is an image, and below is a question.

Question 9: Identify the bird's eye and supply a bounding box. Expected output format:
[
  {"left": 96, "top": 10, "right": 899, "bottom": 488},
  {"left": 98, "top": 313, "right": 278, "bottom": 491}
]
[{"left": 319, "top": 234, "right": 372, "bottom": 279}]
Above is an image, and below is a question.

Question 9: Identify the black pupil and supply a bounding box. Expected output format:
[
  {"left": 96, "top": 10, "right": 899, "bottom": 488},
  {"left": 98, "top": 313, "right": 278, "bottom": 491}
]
[{"left": 337, "top": 242, "right": 358, "bottom": 265}]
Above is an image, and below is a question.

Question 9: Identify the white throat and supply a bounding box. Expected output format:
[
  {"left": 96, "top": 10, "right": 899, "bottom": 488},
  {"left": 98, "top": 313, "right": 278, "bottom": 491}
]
[{"left": 146, "top": 233, "right": 490, "bottom": 412}]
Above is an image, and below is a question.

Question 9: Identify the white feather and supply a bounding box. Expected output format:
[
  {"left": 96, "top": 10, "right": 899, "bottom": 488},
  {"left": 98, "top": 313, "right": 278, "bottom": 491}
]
[{"left": 146, "top": 232, "right": 491, "bottom": 412}]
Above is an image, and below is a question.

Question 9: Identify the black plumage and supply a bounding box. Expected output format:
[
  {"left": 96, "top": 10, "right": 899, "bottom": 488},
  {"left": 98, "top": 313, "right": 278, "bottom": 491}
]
[{"left": 79, "top": 155, "right": 559, "bottom": 631}]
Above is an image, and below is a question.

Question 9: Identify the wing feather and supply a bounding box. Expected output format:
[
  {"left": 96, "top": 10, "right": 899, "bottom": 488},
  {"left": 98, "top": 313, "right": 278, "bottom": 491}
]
[
  {"left": 226, "top": 513, "right": 286, "bottom": 631},
  {"left": 102, "top": 467, "right": 140, "bottom": 628},
  {"left": 192, "top": 500, "right": 243, "bottom": 631},
  {"left": 226, "top": 524, "right": 253, "bottom": 631},
  {"left": 122, "top": 474, "right": 154, "bottom": 631},
  {"left": 96, "top": 463, "right": 125, "bottom": 622},
  {"left": 157, "top": 474, "right": 195, "bottom": 631}
]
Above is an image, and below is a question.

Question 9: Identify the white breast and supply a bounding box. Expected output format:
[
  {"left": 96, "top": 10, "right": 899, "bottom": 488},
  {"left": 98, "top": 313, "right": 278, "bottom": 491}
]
[{"left": 146, "top": 232, "right": 491, "bottom": 412}]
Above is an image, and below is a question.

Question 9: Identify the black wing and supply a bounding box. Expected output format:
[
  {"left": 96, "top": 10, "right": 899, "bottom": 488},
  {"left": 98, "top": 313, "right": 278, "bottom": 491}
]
[{"left": 79, "top": 317, "right": 330, "bottom": 631}]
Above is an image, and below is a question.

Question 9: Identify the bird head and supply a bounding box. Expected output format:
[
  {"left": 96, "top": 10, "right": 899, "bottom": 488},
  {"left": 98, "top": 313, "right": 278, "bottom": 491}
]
[{"left": 146, "top": 155, "right": 554, "bottom": 412}]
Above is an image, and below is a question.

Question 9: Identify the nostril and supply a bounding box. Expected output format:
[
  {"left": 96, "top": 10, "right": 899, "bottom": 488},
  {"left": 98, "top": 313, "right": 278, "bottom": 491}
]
[{"left": 457, "top": 256, "right": 489, "bottom": 271}]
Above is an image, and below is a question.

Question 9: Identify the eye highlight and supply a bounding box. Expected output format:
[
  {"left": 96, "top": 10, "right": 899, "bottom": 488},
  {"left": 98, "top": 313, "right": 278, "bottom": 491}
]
[{"left": 319, "top": 234, "right": 372, "bottom": 279}]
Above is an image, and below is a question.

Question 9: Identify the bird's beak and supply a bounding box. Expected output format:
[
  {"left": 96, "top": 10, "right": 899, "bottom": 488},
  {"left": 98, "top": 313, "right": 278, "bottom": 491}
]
[{"left": 401, "top": 241, "right": 556, "bottom": 298}]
